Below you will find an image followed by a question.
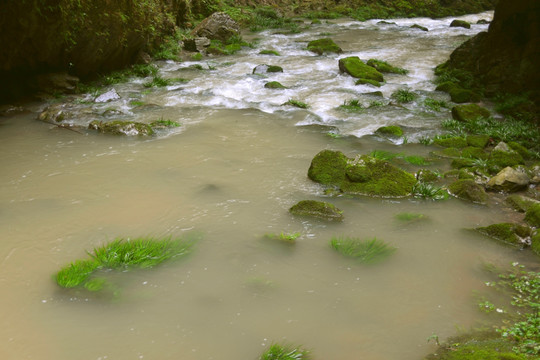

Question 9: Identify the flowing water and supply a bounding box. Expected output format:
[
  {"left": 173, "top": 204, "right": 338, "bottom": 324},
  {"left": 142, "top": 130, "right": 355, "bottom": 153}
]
[{"left": 2, "top": 11, "right": 536, "bottom": 360}]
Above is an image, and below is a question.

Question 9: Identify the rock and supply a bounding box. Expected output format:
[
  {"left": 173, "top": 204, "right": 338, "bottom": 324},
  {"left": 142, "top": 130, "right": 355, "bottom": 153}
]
[
  {"left": 36, "top": 72, "right": 79, "bottom": 94},
  {"left": 37, "top": 104, "right": 71, "bottom": 123},
  {"left": 433, "top": 136, "right": 468, "bottom": 148},
  {"left": 506, "top": 194, "right": 540, "bottom": 212},
  {"left": 410, "top": 24, "right": 428, "bottom": 31},
  {"left": 339, "top": 56, "right": 384, "bottom": 83},
  {"left": 134, "top": 50, "right": 152, "bottom": 65},
  {"left": 375, "top": 125, "right": 403, "bottom": 138},
  {"left": 307, "top": 150, "right": 416, "bottom": 198},
  {"left": 532, "top": 232, "right": 540, "bottom": 256},
  {"left": 450, "top": 19, "right": 471, "bottom": 29},
  {"left": 253, "top": 64, "right": 283, "bottom": 74},
  {"left": 477, "top": 19, "right": 490, "bottom": 24},
  {"left": 489, "top": 149, "right": 524, "bottom": 169},
  {"left": 451, "top": 104, "right": 491, "bottom": 122},
  {"left": 366, "top": 59, "right": 407, "bottom": 74},
  {"left": 467, "top": 135, "right": 491, "bottom": 148},
  {"left": 475, "top": 223, "right": 532, "bottom": 246},
  {"left": 183, "top": 37, "right": 211, "bottom": 52},
  {"left": 289, "top": 200, "right": 343, "bottom": 221},
  {"left": 88, "top": 120, "right": 154, "bottom": 136},
  {"left": 487, "top": 167, "right": 530, "bottom": 192},
  {"left": 530, "top": 164, "right": 540, "bottom": 184},
  {"left": 190, "top": 12, "right": 240, "bottom": 42},
  {"left": 448, "top": 87, "right": 481, "bottom": 103},
  {"left": 355, "top": 79, "right": 381, "bottom": 87},
  {"left": 525, "top": 203, "right": 540, "bottom": 227},
  {"left": 306, "top": 38, "right": 342, "bottom": 55},
  {"left": 264, "top": 81, "right": 286, "bottom": 89},
  {"left": 493, "top": 141, "right": 510, "bottom": 152},
  {"left": 95, "top": 89, "right": 120, "bottom": 103},
  {"left": 448, "top": 179, "right": 488, "bottom": 204}
]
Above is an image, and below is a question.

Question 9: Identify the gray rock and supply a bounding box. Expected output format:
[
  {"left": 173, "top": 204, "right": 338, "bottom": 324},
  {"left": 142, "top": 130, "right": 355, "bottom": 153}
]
[
  {"left": 95, "top": 89, "right": 120, "bottom": 103},
  {"left": 190, "top": 12, "right": 240, "bottom": 42},
  {"left": 183, "top": 37, "right": 211, "bottom": 52},
  {"left": 37, "top": 104, "right": 71, "bottom": 123},
  {"left": 487, "top": 167, "right": 530, "bottom": 192},
  {"left": 494, "top": 141, "right": 511, "bottom": 152},
  {"left": 36, "top": 72, "right": 79, "bottom": 94}
]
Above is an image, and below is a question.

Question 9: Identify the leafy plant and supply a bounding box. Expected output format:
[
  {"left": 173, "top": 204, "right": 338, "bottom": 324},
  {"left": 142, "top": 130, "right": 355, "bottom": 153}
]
[
  {"left": 284, "top": 99, "right": 309, "bottom": 109},
  {"left": 264, "top": 232, "right": 301, "bottom": 243},
  {"left": 330, "top": 236, "right": 396, "bottom": 264},
  {"left": 150, "top": 118, "right": 181, "bottom": 128},
  {"left": 391, "top": 89, "right": 417, "bottom": 103},
  {"left": 412, "top": 182, "right": 449, "bottom": 200},
  {"left": 143, "top": 75, "right": 172, "bottom": 88},
  {"left": 423, "top": 97, "right": 449, "bottom": 112},
  {"left": 260, "top": 343, "right": 310, "bottom": 360},
  {"left": 338, "top": 99, "right": 364, "bottom": 112},
  {"left": 395, "top": 212, "right": 426, "bottom": 223}
]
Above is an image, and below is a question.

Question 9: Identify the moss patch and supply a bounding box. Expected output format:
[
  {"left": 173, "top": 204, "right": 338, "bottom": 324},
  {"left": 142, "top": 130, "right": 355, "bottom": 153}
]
[
  {"left": 375, "top": 125, "right": 403, "bottom": 138},
  {"left": 475, "top": 223, "right": 532, "bottom": 247},
  {"left": 448, "top": 179, "right": 488, "bottom": 204},
  {"left": 366, "top": 59, "right": 408, "bottom": 74},
  {"left": 452, "top": 104, "right": 491, "bottom": 122},
  {"left": 338, "top": 56, "right": 384, "bottom": 82},
  {"left": 307, "top": 38, "right": 342, "bottom": 55},
  {"left": 89, "top": 120, "right": 154, "bottom": 136},
  {"left": 525, "top": 203, "right": 540, "bottom": 227},
  {"left": 289, "top": 200, "right": 344, "bottom": 221}
]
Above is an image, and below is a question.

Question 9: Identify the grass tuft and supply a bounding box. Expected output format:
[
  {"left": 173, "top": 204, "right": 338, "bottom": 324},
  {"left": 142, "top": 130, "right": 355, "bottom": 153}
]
[
  {"left": 260, "top": 343, "right": 310, "bottom": 360},
  {"left": 391, "top": 89, "right": 417, "bottom": 103},
  {"left": 264, "top": 232, "right": 301, "bottom": 244},
  {"left": 330, "top": 236, "right": 396, "bottom": 264},
  {"left": 284, "top": 99, "right": 309, "bottom": 109},
  {"left": 412, "top": 182, "right": 449, "bottom": 200}
]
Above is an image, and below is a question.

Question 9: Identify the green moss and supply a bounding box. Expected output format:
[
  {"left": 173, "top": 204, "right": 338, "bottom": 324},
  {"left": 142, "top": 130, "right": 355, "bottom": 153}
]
[
  {"left": 450, "top": 19, "right": 471, "bottom": 29},
  {"left": 461, "top": 146, "right": 488, "bottom": 159},
  {"left": 150, "top": 119, "right": 181, "bottom": 128},
  {"left": 338, "top": 56, "right": 384, "bottom": 82},
  {"left": 267, "top": 65, "right": 283, "bottom": 73},
  {"left": 289, "top": 200, "right": 344, "bottom": 221},
  {"left": 89, "top": 120, "right": 154, "bottom": 136},
  {"left": 508, "top": 142, "right": 531, "bottom": 160},
  {"left": 506, "top": 195, "right": 539, "bottom": 213},
  {"left": 475, "top": 223, "right": 532, "bottom": 246},
  {"left": 306, "top": 38, "right": 342, "bottom": 55},
  {"left": 416, "top": 169, "right": 441, "bottom": 183},
  {"left": 366, "top": 59, "right": 408, "bottom": 74},
  {"left": 451, "top": 158, "right": 475, "bottom": 169},
  {"left": 489, "top": 150, "right": 524, "bottom": 170},
  {"left": 410, "top": 24, "right": 428, "bottom": 31},
  {"left": 448, "top": 179, "right": 488, "bottom": 204},
  {"left": 525, "top": 204, "right": 540, "bottom": 227},
  {"left": 431, "top": 147, "right": 462, "bottom": 159},
  {"left": 433, "top": 136, "right": 468, "bottom": 148},
  {"left": 395, "top": 212, "right": 427, "bottom": 223},
  {"left": 284, "top": 99, "right": 308, "bottom": 108},
  {"left": 265, "top": 81, "right": 286, "bottom": 89},
  {"left": 259, "top": 49, "right": 280, "bottom": 56},
  {"left": 436, "top": 81, "right": 458, "bottom": 92},
  {"left": 355, "top": 78, "right": 382, "bottom": 87},
  {"left": 330, "top": 236, "right": 396, "bottom": 264},
  {"left": 190, "top": 52, "right": 203, "bottom": 61},
  {"left": 452, "top": 104, "right": 491, "bottom": 122},
  {"left": 260, "top": 343, "right": 310, "bottom": 360},
  {"left": 532, "top": 232, "right": 540, "bottom": 256},
  {"left": 467, "top": 135, "right": 491, "bottom": 148},
  {"left": 307, "top": 150, "right": 348, "bottom": 185},
  {"left": 449, "top": 87, "right": 481, "bottom": 103},
  {"left": 375, "top": 125, "right": 403, "bottom": 138}
]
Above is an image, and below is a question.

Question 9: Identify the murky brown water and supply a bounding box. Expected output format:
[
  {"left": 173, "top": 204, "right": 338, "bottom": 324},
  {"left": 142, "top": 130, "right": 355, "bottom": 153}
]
[{"left": 2, "top": 11, "right": 535, "bottom": 360}]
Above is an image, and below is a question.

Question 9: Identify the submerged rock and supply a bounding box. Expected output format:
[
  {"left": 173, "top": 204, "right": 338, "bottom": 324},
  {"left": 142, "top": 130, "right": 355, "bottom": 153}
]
[
  {"left": 375, "top": 125, "right": 403, "bottom": 138},
  {"left": 475, "top": 222, "right": 532, "bottom": 246},
  {"left": 525, "top": 203, "right": 540, "bottom": 227},
  {"left": 450, "top": 19, "right": 471, "bottom": 29},
  {"left": 451, "top": 103, "right": 490, "bottom": 122},
  {"left": 448, "top": 179, "right": 488, "bottom": 204},
  {"left": 37, "top": 104, "right": 71, "bottom": 123},
  {"left": 307, "top": 150, "right": 416, "bottom": 198},
  {"left": 339, "top": 56, "right": 384, "bottom": 84},
  {"left": 190, "top": 12, "right": 239, "bottom": 42},
  {"left": 253, "top": 64, "right": 283, "bottom": 74},
  {"left": 264, "top": 81, "right": 286, "bottom": 89},
  {"left": 306, "top": 38, "right": 342, "bottom": 55},
  {"left": 506, "top": 194, "right": 540, "bottom": 212},
  {"left": 89, "top": 120, "right": 154, "bottom": 136},
  {"left": 410, "top": 24, "right": 428, "bottom": 31},
  {"left": 487, "top": 167, "right": 530, "bottom": 192},
  {"left": 289, "top": 200, "right": 343, "bottom": 221},
  {"left": 95, "top": 89, "right": 120, "bottom": 103}
]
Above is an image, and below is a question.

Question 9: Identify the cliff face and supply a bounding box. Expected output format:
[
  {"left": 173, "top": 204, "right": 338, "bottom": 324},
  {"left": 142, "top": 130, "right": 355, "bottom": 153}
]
[{"left": 447, "top": 0, "right": 540, "bottom": 108}]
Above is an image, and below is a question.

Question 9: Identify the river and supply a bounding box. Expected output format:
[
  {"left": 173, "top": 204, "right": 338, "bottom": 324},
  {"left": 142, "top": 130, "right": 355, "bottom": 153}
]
[{"left": 1, "top": 10, "right": 535, "bottom": 360}]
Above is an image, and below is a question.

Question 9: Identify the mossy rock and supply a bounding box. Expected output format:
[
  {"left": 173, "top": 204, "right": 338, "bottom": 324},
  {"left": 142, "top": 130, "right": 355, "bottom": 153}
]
[
  {"left": 416, "top": 169, "right": 441, "bottom": 183},
  {"left": 308, "top": 150, "right": 416, "bottom": 198},
  {"left": 338, "top": 56, "right": 384, "bottom": 82},
  {"left": 461, "top": 146, "right": 488, "bottom": 159},
  {"left": 259, "top": 49, "right": 280, "bottom": 56},
  {"left": 436, "top": 81, "right": 457, "bottom": 92},
  {"left": 525, "top": 203, "right": 540, "bottom": 227},
  {"left": 253, "top": 64, "right": 283, "bottom": 74},
  {"left": 450, "top": 19, "right": 471, "bottom": 29},
  {"left": 451, "top": 158, "right": 475, "bottom": 169},
  {"left": 448, "top": 179, "right": 488, "bottom": 204},
  {"left": 289, "top": 200, "right": 343, "bottom": 221},
  {"left": 452, "top": 104, "right": 491, "bottom": 122},
  {"left": 457, "top": 169, "right": 476, "bottom": 180},
  {"left": 506, "top": 194, "right": 540, "bottom": 212},
  {"left": 449, "top": 88, "right": 481, "bottom": 103},
  {"left": 532, "top": 232, "right": 540, "bottom": 256},
  {"left": 508, "top": 141, "right": 531, "bottom": 160},
  {"left": 366, "top": 59, "right": 408, "bottom": 74},
  {"left": 431, "top": 147, "right": 462, "bottom": 159},
  {"left": 475, "top": 223, "right": 532, "bottom": 247},
  {"left": 487, "top": 167, "right": 530, "bottom": 192},
  {"left": 467, "top": 135, "right": 491, "bottom": 148},
  {"left": 488, "top": 150, "right": 524, "bottom": 169},
  {"left": 433, "top": 136, "right": 468, "bottom": 148},
  {"left": 374, "top": 125, "right": 403, "bottom": 138},
  {"left": 355, "top": 78, "right": 381, "bottom": 87},
  {"left": 88, "top": 120, "right": 154, "bottom": 136},
  {"left": 307, "top": 38, "right": 342, "bottom": 55},
  {"left": 264, "top": 81, "right": 286, "bottom": 89},
  {"left": 410, "top": 24, "right": 428, "bottom": 31}
]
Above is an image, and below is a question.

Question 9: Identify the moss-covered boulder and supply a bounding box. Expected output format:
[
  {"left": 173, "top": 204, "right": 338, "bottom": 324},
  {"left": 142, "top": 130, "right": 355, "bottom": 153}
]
[
  {"left": 374, "top": 125, "right": 403, "bottom": 138},
  {"left": 525, "top": 203, "right": 540, "bottom": 227},
  {"left": 475, "top": 223, "right": 532, "bottom": 246},
  {"left": 506, "top": 194, "right": 540, "bottom": 212},
  {"left": 449, "top": 87, "right": 481, "bottom": 103},
  {"left": 433, "top": 136, "right": 468, "bottom": 148},
  {"left": 410, "top": 24, "right": 428, "bottom": 31},
  {"left": 307, "top": 38, "right": 342, "bottom": 55},
  {"left": 307, "top": 150, "right": 416, "bottom": 198},
  {"left": 355, "top": 78, "right": 382, "bottom": 87},
  {"left": 508, "top": 141, "right": 531, "bottom": 160},
  {"left": 452, "top": 104, "right": 491, "bottom": 122},
  {"left": 416, "top": 169, "right": 441, "bottom": 183},
  {"left": 253, "top": 64, "right": 283, "bottom": 74},
  {"left": 532, "top": 232, "right": 540, "bottom": 256},
  {"left": 89, "top": 120, "right": 154, "bottom": 136},
  {"left": 450, "top": 19, "right": 471, "bottom": 29},
  {"left": 461, "top": 146, "right": 489, "bottom": 159},
  {"left": 448, "top": 179, "right": 488, "bottom": 204},
  {"left": 488, "top": 150, "right": 524, "bottom": 170},
  {"left": 431, "top": 147, "right": 462, "bottom": 159},
  {"left": 466, "top": 134, "right": 491, "bottom": 148},
  {"left": 338, "top": 56, "right": 384, "bottom": 83},
  {"left": 486, "top": 167, "right": 530, "bottom": 192},
  {"left": 264, "top": 81, "right": 286, "bottom": 89},
  {"left": 366, "top": 59, "right": 408, "bottom": 74},
  {"left": 451, "top": 158, "right": 475, "bottom": 169},
  {"left": 38, "top": 104, "right": 71, "bottom": 123},
  {"left": 289, "top": 200, "right": 343, "bottom": 221}
]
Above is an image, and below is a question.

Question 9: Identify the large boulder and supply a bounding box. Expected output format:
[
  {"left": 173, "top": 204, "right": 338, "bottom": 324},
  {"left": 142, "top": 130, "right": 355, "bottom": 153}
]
[
  {"left": 448, "top": 179, "right": 488, "bottom": 204},
  {"left": 486, "top": 167, "right": 530, "bottom": 192},
  {"left": 338, "top": 57, "right": 384, "bottom": 84},
  {"left": 190, "top": 12, "right": 240, "bottom": 42},
  {"left": 307, "top": 150, "right": 416, "bottom": 198},
  {"left": 451, "top": 104, "right": 491, "bottom": 122}
]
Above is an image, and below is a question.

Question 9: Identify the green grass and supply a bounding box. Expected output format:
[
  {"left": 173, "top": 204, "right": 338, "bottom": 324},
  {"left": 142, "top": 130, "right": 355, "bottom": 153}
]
[
  {"left": 369, "top": 149, "right": 399, "bottom": 161},
  {"left": 264, "top": 232, "right": 301, "bottom": 244},
  {"left": 150, "top": 118, "right": 181, "bottom": 128},
  {"left": 330, "top": 236, "right": 396, "bottom": 264},
  {"left": 338, "top": 99, "right": 365, "bottom": 112},
  {"left": 412, "top": 182, "right": 449, "bottom": 200},
  {"left": 260, "top": 343, "right": 310, "bottom": 360},
  {"left": 391, "top": 89, "right": 417, "bottom": 103},
  {"left": 368, "top": 150, "right": 430, "bottom": 165},
  {"left": 423, "top": 97, "right": 449, "bottom": 112},
  {"left": 143, "top": 75, "right": 172, "bottom": 88},
  {"left": 395, "top": 212, "right": 426, "bottom": 222},
  {"left": 259, "top": 49, "right": 281, "bottom": 56},
  {"left": 55, "top": 236, "right": 196, "bottom": 289},
  {"left": 284, "top": 99, "right": 309, "bottom": 109},
  {"left": 403, "top": 155, "right": 431, "bottom": 166}
]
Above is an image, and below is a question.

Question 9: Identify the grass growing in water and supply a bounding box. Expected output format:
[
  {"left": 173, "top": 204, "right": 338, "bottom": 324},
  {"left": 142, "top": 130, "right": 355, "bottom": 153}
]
[
  {"left": 391, "top": 89, "right": 417, "bottom": 103},
  {"left": 260, "top": 343, "right": 310, "bottom": 360},
  {"left": 338, "top": 99, "right": 364, "bottom": 112},
  {"left": 412, "top": 182, "right": 449, "bottom": 200},
  {"left": 330, "top": 236, "right": 396, "bottom": 264},
  {"left": 284, "top": 99, "right": 309, "bottom": 109},
  {"left": 143, "top": 75, "right": 172, "bottom": 88},
  {"left": 423, "top": 97, "right": 449, "bottom": 112},
  {"left": 150, "top": 118, "right": 181, "bottom": 128},
  {"left": 55, "top": 236, "right": 196, "bottom": 289},
  {"left": 395, "top": 212, "right": 426, "bottom": 223},
  {"left": 264, "top": 232, "right": 301, "bottom": 243}
]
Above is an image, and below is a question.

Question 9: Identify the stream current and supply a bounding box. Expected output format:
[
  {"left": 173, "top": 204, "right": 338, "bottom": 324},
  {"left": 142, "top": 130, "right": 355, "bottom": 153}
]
[{"left": 1, "top": 11, "right": 536, "bottom": 360}]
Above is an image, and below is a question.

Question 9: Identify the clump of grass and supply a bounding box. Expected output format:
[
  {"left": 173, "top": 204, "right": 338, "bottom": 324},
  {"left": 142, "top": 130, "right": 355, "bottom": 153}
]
[
  {"left": 190, "top": 53, "right": 203, "bottom": 61},
  {"left": 153, "top": 31, "right": 183, "bottom": 61},
  {"left": 330, "top": 236, "right": 396, "bottom": 264},
  {"left": 150, "top": 118, "right": 181, "bottom": 128},
  {"left": 412, "top": 182, "right": 449, "bottom": 200},
  {"left": 259, "top": 49, "right": 281, "bottom": 56},
  {"left": 395, "top": 212, "right": 426, "bottom": 223},
  {"left": 338, "top": 99, "right": 365, "bottom": 112},
  {"left": 369, "top": 149, "right": 400, "bottom": 161},
  {"left": 419, "top": 136, "right": 433, "bottom": 145},
  {"left": 260, "top": 343, "right": 310, "bottom": 360},
  {"left": 391, "top": 89, "right": 417, "bottom": 103},
  {"left": 368, "top": 100, "right": 384, "bottom": 108},
  {"left": 264, "top": 232, "right": 301, "bottom": 244},
  {"left": 284, "top": 99, "right": 309, "bottom": 109},
  {"left": 403, "top": 155, "right": 431, "bottom": 166},
  {"left": 131, "top": 64, "right": 159, "bottom": 77},
  {"left": 423, "top": 97, "right": 449, "bottom": 112},
  {"left": 55, "top": 236, "right": 196, "bottom": 289},
  {"left": 368, "top": 150, "right": 430, "bottom": 166},
  {"left": 143, "top": 75, "right": 172, "bottom": 88}
]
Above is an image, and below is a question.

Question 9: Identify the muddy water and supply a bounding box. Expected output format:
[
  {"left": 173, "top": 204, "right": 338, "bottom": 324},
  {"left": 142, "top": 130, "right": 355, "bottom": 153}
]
[{"left": 1, "top": 11, "right": 535, "bottom": 360}]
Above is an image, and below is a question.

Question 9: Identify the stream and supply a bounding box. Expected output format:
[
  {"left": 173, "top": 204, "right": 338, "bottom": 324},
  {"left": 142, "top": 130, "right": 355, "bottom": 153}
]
[{"left": 1, "top": 10, "right": 536, "bottom": 360}]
